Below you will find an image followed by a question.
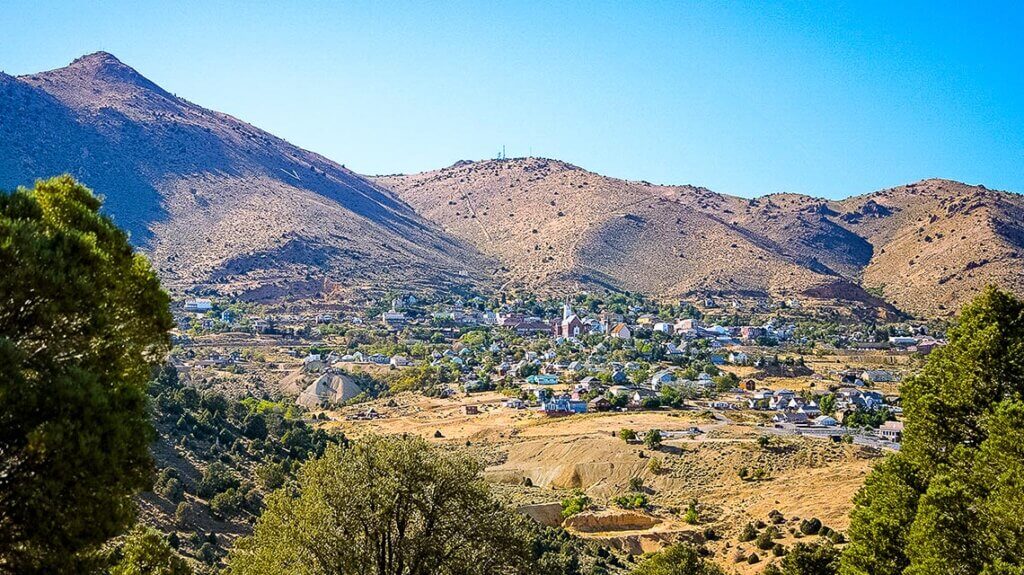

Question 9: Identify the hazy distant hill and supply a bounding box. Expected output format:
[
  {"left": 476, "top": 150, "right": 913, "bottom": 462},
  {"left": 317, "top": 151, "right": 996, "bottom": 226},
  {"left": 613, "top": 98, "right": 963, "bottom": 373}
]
[
  {"left": 0, "top": 52, "right": 490, "bottom": 300},
  {"left": 378, "top": 158, "right": 1024, "bottom": 316}
]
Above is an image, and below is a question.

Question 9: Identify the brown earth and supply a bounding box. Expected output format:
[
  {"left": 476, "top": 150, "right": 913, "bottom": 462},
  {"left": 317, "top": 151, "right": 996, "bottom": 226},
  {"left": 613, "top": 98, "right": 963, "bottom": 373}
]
[
  {"left": 0, "top": 52, "right": 492, "bottom": 301},
  {"left": 378, "top": 158, "right": 1024, "bottom": 317},
  {"left": 324, "top": 392, "right": 879, "bottom": 568}
]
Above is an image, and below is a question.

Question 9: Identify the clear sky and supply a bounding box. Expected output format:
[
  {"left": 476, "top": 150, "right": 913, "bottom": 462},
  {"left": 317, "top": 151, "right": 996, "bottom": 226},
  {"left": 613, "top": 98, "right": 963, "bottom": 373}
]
[{"left": 2, "top": 1, "right": 1022, "bottom": 198}]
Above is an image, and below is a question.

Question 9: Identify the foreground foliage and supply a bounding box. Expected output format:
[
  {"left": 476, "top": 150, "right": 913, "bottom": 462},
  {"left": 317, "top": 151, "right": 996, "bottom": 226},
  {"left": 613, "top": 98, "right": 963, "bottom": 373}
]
[
  {"left": 228, "top": 435, "right": 535, "bottom": 575},
  {"left": 842, "top": 287, "right": 1024, "bottom": 575},
  {"left": 0, "top": 176, "right": 173, "bottom": 573},
  {"left": 629, "top": 544, "right": 723, "bottom": 575}
]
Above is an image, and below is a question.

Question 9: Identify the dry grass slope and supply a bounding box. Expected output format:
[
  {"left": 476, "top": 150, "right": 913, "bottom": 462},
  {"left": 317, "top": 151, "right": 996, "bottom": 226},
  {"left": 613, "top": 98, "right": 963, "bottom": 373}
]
[{"left": 379, "top": 159, "right": 1024, "bottom": 317}]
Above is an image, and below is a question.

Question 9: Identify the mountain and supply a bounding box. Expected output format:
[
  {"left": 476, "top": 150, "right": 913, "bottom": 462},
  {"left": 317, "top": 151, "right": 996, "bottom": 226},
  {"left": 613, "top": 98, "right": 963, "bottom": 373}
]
[
  {"left": 377, "top": 158, "right": 1024, "bottom": 316},
  {"left": 0, "top": 52, "right": 491, "bottom": 300}
]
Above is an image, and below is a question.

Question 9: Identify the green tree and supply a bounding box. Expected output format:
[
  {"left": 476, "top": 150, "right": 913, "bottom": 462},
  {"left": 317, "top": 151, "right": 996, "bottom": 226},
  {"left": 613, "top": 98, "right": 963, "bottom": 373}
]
[
  {"left": 109, "top": 525, "right": 191, "bottom": 575},
  {"left": 644, "top": 429, "right": 663, "bottom": 450},
  {"left": 842, "top": 287, "right": 1024, "bottom": 575},
  {"left": 630, "top": 543, "right": 724, "bottom": 575},
  {"left": 782, "top": 541, "right": 840, "bottom": 575},
  {"left": 0, "top": 176, "right": 172, "bottom": 573},
  {"left": 228, "top": 435, "right": 532, "bottom": 575}
]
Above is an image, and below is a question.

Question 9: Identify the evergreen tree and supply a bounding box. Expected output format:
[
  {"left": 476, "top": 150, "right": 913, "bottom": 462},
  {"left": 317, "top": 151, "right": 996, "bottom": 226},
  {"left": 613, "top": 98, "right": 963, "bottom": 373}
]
[
  {"left": 0, "top": 176, "right": 172, "bottom": 573},
  {"left": 842, "top": 287, "right": 1024, "bottom": 575}
]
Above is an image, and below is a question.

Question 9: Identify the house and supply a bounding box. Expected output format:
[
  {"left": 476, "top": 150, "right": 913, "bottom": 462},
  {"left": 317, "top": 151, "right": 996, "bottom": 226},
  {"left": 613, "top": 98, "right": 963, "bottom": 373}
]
[
  {"left": 629, "top": 388, "right": 658, "bottom": 406},
  {"left": 740, "top": 326, "right": 766, "bottom": 340},
  {"left": 652, "top": 322, "right": 673, "bottom": 334},
  {"left": 728, "top": 351, "right": 749, "bottom": 365},
  {"left": 540, "top": 396, "right": 587, "bottom": 415},
  {"left": 879, "top": 420, "right": 904, "bottom": 442},
  {"left": 389, "top": 355, "right": 410, "bottom": 367},
  {"left": 888, "top": 336, "right": 918, "bottom": 347},
  {"left": 381, "top": 308, "right": 408, "bottom": 328},
  {"left": 649, "top": 369, "right": 677, "bottom": 390},
  {"left": 184, "top": 298, "right": 212, "bottom": 312},
  {"left": 526, "top": 374, "right": 559, "bottom": 386},
  {"left": 588, "top": 396, "right": 612, "bottom": 411},
  {"left": 636, "top": 314, "right": 658, "bottom": 326},
  {"left": 861, "top": 369, "right": 895, "bottom": 384},
  {"left": 609, "top": 323, "right": 632, "bottom": 340},
  {"left": 743, "top": 379, "right": 757, "bottom": 392},
  {"left": 515, "top": 319, "right": 552, "bottom": 336},
  {"left": 675, "top": 318, "right": 700, "bottom": 333},
  {"left": 504, "top": 398, "right": 526, "bottom": 409},
  {"left": 813, "top": 415, "right": 839, "bottom": 427},
  {"left": 463, "top": 405, "right": 480, "bottom": 415},
  {"left": 773, "top": 412, "right": 810, "bottom": 425}
]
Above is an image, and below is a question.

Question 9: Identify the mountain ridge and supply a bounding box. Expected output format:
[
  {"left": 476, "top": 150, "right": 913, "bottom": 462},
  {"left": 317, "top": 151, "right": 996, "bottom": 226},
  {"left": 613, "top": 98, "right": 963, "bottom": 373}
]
[
  {"left": 1, "top": 52, "right": 493, "bottom": 301},
  {"left": 377, "top": 158, "right": 1024, "bottom": 316}
]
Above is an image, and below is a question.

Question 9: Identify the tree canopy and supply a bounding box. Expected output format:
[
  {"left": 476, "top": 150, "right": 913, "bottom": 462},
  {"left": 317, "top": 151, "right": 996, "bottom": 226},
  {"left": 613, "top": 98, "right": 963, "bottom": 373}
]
[
  {"left": 629, "top": 544, "right": 724, "bottom": 575},
  {"left": 228, "top": 434, "right": 534, "bottom": 575},
  {"left": 0, "top": 176, "right": 173, "bottom": 573},
  {"left": 842, "top": 287, "right": 1024, "bottom": 575}
]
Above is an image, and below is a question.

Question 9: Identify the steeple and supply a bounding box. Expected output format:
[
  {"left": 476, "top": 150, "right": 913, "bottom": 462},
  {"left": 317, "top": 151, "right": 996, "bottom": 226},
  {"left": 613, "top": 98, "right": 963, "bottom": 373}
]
[{"left": 562, "top": 297, "right": 572, "bottom": 321}]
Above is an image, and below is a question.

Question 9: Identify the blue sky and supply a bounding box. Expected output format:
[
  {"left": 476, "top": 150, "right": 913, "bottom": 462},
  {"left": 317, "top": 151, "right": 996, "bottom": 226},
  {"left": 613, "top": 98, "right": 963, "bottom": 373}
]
[{"left": 2, "top": 1, "right": 1022, "bottom": 198}]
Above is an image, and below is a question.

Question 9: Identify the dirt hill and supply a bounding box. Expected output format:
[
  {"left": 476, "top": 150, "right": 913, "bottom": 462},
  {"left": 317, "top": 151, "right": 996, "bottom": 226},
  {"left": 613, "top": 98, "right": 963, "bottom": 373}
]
[
  {"left": 378, "top": 159, "right": 1024, "bottom": 316},
  {"left": 0, "top": 52, "right": 492, "bottom": 300}
]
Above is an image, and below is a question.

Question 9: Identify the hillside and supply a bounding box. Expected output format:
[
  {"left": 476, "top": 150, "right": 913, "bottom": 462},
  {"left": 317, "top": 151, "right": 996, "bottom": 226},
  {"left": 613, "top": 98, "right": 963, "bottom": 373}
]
[
  {"left": 378, "top": 159, "right": 1024, "bottom": 316},
  {"left": 0, "top": 52, "right": 491, "bottom": 300}
]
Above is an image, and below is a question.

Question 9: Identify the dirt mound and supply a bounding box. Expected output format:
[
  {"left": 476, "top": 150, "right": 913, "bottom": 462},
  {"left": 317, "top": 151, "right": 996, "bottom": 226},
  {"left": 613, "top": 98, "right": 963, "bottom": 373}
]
[
  {"left": 563, "top": 509, "right": 662, "bottom": 533},
  {"left": 516, "top": 503, "right": 564, "bottom": 527}
]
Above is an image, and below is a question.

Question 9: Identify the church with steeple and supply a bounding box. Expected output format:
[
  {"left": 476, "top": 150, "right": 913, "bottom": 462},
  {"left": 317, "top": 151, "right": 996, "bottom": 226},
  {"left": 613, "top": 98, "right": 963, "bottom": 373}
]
[{"left": 555, "top": 297, "right": 585, "bottom": 338}]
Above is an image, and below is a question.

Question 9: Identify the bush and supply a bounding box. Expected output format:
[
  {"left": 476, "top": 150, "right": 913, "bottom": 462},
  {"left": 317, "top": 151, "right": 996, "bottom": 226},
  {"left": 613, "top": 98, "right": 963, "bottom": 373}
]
[
  {"left": 684, "top": 500, "right": 700, "bottom": 525},
  {"left": 647, "top": 457, "right": 663, "bottom": 474},
  {"left": 613, "top": 493, "right": 648, "bottom": 509},
  {"left": 198, "top": 462, "right": 240, "bottom": 498},
  {"left": 644, "top": 429, "right": 663, "bottom": 449},
  {"left": 756, "top": 527, "right": 779, "bottom": 550},
  {"left": 210, "top": 488, "right": 243, "bottom": 519},
  {"left": 618, "top": 428, "right": 637, "bottom": 442},
  {"left": 773, "top": 543, "right": 786, "bottom": 557},
  {"left": 748, "top": 552, "right": 761, "bottom": 564},
  {"left": 157, "top": 477, "right": 185, "bottom": 502},
  {"left": 800, "top": 517, "right": 822, "bottom": 535},
  {"left": 628, "top": 477, "right": 644, "bottom": 492},
  {"left": 561, "top": 491, "right": 591, "bottom": 517},
  {"left": 739, "top": 522, "right": 758, "bottom": 542}
]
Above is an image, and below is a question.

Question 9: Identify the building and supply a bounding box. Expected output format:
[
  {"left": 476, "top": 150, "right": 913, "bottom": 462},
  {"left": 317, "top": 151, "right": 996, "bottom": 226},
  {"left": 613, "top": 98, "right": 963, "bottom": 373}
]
[
  {"left": 609, "top": 323, "right": 632, "bottom": 340},
  {"left": 540, "top": 396, "right": 587, "bottom": 415},
  {"left": 878, "top": 420, "right": 904, "bottom": 442},
  {"left": 526, "top": 374, "right": 559, "bottom": 385},
  {"left": 381, "top": 307, "right": 408, "bottom": 328},
  {"left": 555, "top": 299, "right": 586, "bottom": 338},
  {"left": 184, "top": 298, "right": 212, "bottom": 312}
]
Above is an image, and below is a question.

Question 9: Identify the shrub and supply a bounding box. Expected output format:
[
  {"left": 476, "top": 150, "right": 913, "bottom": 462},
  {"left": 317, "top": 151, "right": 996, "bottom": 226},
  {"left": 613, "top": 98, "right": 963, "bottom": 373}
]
[
  {"left": 748, "top": 552, "right": 761, "bottom": 564},
  {"left": 773, "top": 543, "right": 786, "bottom": 557},
  {"left": 618, "top": 428, "right": 637, "bottom": 442},
  {"left": 800, "top": 517, "right": 823, "bottom": 535},
  {"left": 628, "top": 477, "right": 644, "bottom": 492},
  {"left": 644, "top": 429, "right": 663, "bottom": 449},
  {"left": 756, "top": 527, "right": 779, "bottom": 550},
  {"left": 739, "top": 522, "right": 758, "bottom": 542},
  {"left": 613, "top": 493, "right": 648, "bottom": 509},
  {"left": 561, "top": 491, "right": 591, "bottom": 517},
  {"left": 647, "top": 457, "right": 663, "bottom": 474},
  {"left": 684, "top": 500, "right": 700, "bottom": 525}
]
